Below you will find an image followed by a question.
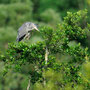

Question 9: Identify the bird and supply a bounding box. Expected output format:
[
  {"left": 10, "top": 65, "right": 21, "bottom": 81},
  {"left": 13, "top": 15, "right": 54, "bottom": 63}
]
[{"left": 16, "top": 22, "right": 39, "bottom": 42}]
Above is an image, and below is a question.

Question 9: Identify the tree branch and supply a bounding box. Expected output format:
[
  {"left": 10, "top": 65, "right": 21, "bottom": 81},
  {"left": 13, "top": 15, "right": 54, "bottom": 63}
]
[
  {"left": 45, "top": 47, "right": 49, "bottom": 65},
  {"left": 27, "top": 76, "right": 31, "bottom": 90}
]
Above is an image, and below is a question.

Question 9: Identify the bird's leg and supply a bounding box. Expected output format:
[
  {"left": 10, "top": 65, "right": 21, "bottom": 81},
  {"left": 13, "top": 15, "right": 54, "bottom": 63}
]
[
  {"left": 27, "top": 33, "right": 30, "bottom": 40},
  {"left": 24, "top": 33, "right": 30, "bottom": 40}
]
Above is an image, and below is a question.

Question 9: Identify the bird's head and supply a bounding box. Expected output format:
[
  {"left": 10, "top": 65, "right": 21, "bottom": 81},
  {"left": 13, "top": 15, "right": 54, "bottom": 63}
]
[
  {"left": 26, "top": 22, "right": 40, "bottom": 32},
  {"left": 33, "top": 24, "right": 40, "bottom": 32}
]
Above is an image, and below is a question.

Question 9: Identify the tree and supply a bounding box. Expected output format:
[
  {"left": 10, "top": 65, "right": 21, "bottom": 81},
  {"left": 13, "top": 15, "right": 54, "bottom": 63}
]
[
  {"left": 0, "top": 0, "right": 33, "bottom": 28},
  {"left": 0, "top": 10, "right": 90, "bottom": 90}
]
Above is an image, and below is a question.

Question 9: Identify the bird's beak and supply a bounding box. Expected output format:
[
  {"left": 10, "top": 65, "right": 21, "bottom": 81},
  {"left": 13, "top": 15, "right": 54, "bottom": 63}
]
[{"left": 34, "top": 27, "right": 40, "bottom": 32}]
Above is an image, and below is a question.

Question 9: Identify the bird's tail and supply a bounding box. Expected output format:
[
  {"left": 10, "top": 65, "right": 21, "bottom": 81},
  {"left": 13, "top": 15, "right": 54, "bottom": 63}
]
[
  {"left": 16, "top": 38, "right": 19, "bottom": 42},
  {"left": 16, "top": 35, "right": 26, "bottom": 42},
  {"left": 16, "top": 36, "right": 19, "bottom": 42}
]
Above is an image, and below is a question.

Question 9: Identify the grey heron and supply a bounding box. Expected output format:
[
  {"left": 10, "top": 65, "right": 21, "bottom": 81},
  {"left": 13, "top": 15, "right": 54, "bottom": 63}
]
[{"left": 16, "top": 22, "right": 39, "bottom": 42}]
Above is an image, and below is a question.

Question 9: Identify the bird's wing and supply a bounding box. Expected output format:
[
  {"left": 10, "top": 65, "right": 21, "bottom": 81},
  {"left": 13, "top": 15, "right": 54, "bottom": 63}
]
[{"left": 17, "top": 24, "right": 28, "bottom": 41}]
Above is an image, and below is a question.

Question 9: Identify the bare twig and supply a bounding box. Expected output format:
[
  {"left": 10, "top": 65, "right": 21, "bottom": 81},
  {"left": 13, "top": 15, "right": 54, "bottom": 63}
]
[
  {"left": 27, "top": 76, "right": 31, "bottom": 90},
  {"left": 43, "top": 47, "right": 49, "bottom": 86},
  {"left": 45, "top": 47, "right": 49, "bottom": 65}
]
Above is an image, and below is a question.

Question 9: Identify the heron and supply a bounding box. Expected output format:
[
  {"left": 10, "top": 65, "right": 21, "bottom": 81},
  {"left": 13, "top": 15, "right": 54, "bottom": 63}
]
[{"left": 16, "top": 22, "right": 39, "bottom": 42}]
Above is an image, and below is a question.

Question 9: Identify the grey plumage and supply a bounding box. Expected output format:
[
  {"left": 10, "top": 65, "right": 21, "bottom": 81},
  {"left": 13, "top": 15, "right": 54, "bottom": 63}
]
[{"left": 16, "top": 22, "right": 39, "bottom": 42}]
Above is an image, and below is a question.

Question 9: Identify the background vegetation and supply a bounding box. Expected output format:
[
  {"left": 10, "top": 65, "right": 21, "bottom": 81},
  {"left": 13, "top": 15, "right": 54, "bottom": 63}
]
[{"left": 0, "top": 0, "right": 90, "bottom": 90}]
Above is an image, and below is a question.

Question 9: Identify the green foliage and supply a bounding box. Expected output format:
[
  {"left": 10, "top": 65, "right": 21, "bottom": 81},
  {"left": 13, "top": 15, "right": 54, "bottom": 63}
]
[
  {"left": 61, "top": 10, "right": 88, "bottom": 47},
  {"left": 0, "top": 2, "right": 32, "bottom": 28},
  {"left": 0, "top": 0, "right": 90, "bottom": 89},
  {"left": 38, "top": 0, "right": 87, "bottom": 18},
  {"left": 0, "top": 69, "right": 28, "bottom": 90},
  {"left": 40, "top": 9, "right": 61, "bottom": 25},
  {"left": 0, "top": 27, "right": 16, "bottom": 42},
  {"left": 0, "top": 10, "right": 90, "bottom": 89},
  {"left": 0, "top": 0, "right": 31, "bottom": 4},
  {"left": 0, "top": 27, "right": 17, "bottom": 53}
]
